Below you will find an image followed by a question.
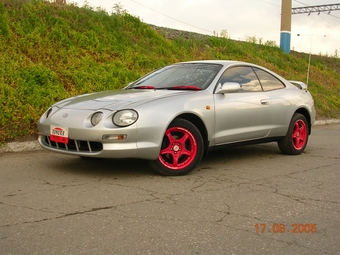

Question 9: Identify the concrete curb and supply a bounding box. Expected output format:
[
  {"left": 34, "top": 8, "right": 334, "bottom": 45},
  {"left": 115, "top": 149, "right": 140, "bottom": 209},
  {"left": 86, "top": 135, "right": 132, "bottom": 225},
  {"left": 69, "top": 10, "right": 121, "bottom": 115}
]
[
  {"left": 1, "top": 119, "right": 339, "bottom": 153},
  {"left": 0, "top": 140, "right": 42, "bottom": 153},
  {"left": 314, "top": 119, "right": 340, "bottom": 125}
]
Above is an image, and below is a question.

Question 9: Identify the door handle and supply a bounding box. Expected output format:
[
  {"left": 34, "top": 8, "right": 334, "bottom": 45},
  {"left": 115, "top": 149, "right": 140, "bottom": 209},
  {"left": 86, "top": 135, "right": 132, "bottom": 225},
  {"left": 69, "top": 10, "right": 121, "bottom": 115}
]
[{"left": 260, "top": 99, "right": 269, "bottom": 105}]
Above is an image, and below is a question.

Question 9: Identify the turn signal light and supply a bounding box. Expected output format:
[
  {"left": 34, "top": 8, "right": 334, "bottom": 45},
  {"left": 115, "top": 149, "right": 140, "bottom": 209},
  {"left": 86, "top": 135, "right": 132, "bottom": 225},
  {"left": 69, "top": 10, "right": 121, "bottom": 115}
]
[{"left": 102, "top": 134, "right": 127, "bottom": 141}]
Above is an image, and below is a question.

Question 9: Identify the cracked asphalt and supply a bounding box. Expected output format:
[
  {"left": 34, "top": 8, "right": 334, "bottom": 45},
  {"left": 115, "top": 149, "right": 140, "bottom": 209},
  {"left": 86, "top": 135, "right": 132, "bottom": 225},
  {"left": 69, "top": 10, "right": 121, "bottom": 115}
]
[{"left": 1, "top": 123, "right": 339, "bottom": 255}]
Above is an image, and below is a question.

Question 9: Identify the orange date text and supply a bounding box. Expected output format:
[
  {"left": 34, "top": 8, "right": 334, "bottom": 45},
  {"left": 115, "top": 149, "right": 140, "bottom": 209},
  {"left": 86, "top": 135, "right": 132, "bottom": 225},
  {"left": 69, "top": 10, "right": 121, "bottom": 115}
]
[{"left": 255, "top": 223, "right": 317, "bottom": 233}]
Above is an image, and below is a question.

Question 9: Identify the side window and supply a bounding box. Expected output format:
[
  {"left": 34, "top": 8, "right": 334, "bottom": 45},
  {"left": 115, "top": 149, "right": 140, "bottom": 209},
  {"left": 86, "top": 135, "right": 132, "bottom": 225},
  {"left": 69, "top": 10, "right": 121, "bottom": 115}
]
[
  {"left": 220, "top": 66, "right": 262, "bottom": 92},
  {"left": 254, "top": 68, "right": 285, "bottom": 91}
]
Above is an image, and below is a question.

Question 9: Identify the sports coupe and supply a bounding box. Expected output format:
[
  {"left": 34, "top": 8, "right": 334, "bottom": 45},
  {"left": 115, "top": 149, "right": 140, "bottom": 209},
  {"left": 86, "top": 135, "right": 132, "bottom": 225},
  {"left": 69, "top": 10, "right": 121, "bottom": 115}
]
[{"left": 37, "top": 60, "right": 316, "bottom": 175}]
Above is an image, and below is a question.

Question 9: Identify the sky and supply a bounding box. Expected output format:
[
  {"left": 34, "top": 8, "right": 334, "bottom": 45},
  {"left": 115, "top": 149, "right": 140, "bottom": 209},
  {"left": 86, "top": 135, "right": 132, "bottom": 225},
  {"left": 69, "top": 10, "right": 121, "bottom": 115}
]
[{"left": 71, "top": 0, "right": 340, "bottom": 56}]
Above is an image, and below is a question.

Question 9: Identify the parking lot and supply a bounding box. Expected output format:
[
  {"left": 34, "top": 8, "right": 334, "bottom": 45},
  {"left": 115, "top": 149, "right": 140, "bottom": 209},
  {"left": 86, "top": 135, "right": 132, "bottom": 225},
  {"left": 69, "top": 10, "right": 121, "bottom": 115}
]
[{"left": 1, "top": 123, "right": 339, "bottom": 255}]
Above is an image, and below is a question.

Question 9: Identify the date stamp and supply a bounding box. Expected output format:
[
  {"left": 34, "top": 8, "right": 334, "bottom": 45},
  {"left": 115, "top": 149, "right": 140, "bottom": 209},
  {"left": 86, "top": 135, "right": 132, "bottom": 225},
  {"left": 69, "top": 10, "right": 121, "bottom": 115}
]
[{"left": 255, "top": 224, "right": 317, "bottom": 233}]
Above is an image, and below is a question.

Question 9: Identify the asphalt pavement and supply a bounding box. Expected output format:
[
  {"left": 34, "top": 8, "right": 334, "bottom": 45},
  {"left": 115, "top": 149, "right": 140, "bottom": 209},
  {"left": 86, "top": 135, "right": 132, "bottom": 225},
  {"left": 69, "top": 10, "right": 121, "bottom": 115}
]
[{"left": 0, "top": 122, "right": 339, "bottom": 255}]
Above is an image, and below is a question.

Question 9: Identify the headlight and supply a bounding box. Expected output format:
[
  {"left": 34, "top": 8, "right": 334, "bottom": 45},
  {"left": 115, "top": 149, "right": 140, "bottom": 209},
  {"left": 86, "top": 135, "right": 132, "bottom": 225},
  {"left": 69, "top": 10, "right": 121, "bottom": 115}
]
[
  {"left": 91, "top": 112, "right": 103, "bottom": 126},
  {"left": 113, "top": 110, "right": 138, "bottom": 127}
]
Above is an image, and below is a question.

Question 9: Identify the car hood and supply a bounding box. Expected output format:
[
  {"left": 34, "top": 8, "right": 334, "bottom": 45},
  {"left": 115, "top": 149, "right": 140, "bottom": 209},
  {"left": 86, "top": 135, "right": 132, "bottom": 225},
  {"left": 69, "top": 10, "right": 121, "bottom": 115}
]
[{"left": 54, "top": 89, "right": 195, "bottom": 111}]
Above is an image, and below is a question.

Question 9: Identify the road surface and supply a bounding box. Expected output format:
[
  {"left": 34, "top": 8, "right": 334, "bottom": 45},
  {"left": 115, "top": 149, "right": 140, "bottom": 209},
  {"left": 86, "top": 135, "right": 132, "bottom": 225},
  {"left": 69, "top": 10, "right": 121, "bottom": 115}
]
[{"left": 1, "top": 123, "right": 339, "bottom": 254}]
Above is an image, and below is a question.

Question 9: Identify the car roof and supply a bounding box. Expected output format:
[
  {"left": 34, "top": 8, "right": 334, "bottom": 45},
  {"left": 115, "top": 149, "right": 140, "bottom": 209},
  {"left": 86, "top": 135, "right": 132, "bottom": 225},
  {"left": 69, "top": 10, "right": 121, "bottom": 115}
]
[{"left": 178, "top": 60, "right": 254, "bottom": 67}]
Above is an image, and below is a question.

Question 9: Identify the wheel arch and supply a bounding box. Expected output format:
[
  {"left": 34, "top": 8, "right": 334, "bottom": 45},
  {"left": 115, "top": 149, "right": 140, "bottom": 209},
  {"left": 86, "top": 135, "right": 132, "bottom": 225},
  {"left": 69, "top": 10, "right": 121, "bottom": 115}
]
[
  {"left": 294, "top": 107, "right": 312, "bottom": 135},
  {"left": 175, "top": 113, "right": 209, "bottom": 154}
]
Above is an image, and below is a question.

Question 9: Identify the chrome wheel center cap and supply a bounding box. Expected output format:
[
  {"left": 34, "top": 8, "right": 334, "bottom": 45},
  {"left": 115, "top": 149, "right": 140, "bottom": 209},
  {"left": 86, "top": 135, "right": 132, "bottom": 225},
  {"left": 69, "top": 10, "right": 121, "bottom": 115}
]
[{"left": 173, "top": 145, "right": 180, "bottom": 152}]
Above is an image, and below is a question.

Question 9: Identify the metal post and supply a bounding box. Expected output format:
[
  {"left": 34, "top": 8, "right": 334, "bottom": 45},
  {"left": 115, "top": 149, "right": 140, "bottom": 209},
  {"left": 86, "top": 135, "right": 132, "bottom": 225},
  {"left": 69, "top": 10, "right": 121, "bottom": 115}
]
[
  {"left": 297, "top": 34, "right": 313, "bottom": 85},
  {"left": 306, "top": 35, "right": 313, "bottom": 85},
  {"left": 280, "top": 0, "right": 292, "bottom": 53}
]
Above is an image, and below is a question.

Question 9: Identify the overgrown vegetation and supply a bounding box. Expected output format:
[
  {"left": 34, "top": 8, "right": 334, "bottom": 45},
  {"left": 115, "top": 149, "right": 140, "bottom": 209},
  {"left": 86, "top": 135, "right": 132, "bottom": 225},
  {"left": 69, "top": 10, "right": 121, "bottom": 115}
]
[{"left": 0, "top": 0, "right": 339, "bottom": 143}]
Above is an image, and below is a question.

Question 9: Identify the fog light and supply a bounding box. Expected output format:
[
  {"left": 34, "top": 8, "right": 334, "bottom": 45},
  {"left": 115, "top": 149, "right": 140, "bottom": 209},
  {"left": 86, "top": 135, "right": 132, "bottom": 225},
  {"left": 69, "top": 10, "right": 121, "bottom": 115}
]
[
  {"left": 91, "top": 112, "right": 103, "bottom": 126},
  {"left": 102, "top": 134, "right": 127, "bottom": 141}
]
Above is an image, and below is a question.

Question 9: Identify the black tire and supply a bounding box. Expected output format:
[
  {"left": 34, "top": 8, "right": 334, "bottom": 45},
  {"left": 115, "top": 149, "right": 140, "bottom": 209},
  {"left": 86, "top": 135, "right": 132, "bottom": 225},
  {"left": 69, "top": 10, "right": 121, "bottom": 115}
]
[
  {"left": 148, "top": 118, "right": 204, "bottom": 176},
  {"left": 278, "top": 113, "right": 309, "bottom": 155}
]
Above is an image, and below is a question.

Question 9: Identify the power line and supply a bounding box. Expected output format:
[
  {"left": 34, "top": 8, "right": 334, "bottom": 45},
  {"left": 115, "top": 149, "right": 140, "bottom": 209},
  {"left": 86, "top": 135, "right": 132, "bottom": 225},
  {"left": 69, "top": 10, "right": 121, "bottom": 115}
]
[
  {"left": 293, "top": 0, "right": 308, "bottom": 7},
  {"left": 130, "top": 0, "right": 212, "bottom": 34},
  {"left": 329, "top": 13, "right": 340, "bottom": 20},
  {"left": 256, "top": 0, "right": 280, "bottom": 7}
]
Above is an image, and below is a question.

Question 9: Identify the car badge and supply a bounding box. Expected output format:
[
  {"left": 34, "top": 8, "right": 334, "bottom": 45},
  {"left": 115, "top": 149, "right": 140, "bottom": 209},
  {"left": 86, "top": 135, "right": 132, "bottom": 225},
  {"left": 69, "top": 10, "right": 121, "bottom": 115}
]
[{"left": 62, "top": 113, "right": 68, "bottom": 118}]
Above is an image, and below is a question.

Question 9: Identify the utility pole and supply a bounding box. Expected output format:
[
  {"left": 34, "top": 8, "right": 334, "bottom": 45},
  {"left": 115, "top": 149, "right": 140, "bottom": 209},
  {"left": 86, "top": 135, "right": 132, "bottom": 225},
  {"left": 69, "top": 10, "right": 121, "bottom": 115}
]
[{"left": 280, "top": 0, "right": 292, "bottom": 53}]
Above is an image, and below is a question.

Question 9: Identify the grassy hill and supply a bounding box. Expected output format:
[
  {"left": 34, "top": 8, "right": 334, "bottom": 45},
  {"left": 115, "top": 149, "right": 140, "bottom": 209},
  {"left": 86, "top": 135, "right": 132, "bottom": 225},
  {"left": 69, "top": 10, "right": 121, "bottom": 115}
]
[{"left": 0, "top": 0, "right": 340, "bottom": 143}]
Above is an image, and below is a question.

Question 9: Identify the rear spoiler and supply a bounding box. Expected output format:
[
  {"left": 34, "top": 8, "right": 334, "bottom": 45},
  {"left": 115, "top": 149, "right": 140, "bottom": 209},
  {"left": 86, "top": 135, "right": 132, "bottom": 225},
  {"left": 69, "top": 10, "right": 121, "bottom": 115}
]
[{"left": 289, "top": 80, "right": 308, "bottom": 91}]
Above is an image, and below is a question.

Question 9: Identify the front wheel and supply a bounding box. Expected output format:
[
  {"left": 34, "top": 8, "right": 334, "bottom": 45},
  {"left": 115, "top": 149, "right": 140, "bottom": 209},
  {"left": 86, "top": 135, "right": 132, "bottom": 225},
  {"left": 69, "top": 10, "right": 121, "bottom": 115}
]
[
  {"left": 278, "top": 113, "right": 309, "bottom": 155},
  {"left": 149, "top": 119, "right": 204, "bottom": 176}
]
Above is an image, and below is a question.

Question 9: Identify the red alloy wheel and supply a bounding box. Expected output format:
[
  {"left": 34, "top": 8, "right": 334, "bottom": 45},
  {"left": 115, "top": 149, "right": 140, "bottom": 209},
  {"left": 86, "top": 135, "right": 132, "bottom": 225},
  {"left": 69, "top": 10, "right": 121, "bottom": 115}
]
[
  {"left": 158, "top": 126, "right": 198, "bottom": 170},
  {"left": 278, "top": 113, "right": 310, "bottom": 155},
  {"left": 292, "top": 119, "right": 307, "bottom": 150}
]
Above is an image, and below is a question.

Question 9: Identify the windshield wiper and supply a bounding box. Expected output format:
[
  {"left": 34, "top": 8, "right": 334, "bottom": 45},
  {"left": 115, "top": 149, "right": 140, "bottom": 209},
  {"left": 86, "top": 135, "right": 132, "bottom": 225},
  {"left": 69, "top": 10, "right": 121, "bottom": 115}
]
[
  {"left": 133, "top": 86, "right": 155, "bottom": 89},
  {"left": 131, "top": 85, "right": 202, "bottom": 91},
  {"left": 166, "top": 86, "right": 202, "bottom": 91}
]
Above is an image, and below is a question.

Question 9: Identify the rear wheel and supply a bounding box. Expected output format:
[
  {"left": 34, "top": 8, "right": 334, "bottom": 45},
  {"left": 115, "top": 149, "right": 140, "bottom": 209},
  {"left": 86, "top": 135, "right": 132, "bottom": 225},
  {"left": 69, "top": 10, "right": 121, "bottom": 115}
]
[
  {"left": 278, "top": 113, "right": 309, "bottom": 155},
  {"left": 149, "top": 118, "right": 204, "bottom": 176}
]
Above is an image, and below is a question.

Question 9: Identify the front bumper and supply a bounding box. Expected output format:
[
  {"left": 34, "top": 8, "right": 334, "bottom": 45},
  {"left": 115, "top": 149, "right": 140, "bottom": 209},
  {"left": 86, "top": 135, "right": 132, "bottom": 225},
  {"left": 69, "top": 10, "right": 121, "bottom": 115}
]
[
  {"left": 39, "top": 134, "right": 136, "bottom": 158},
  {"left": 38, "top": 121, "right": 161, "bottom": 160},
  {"left": 37, "top": 107, "right": 165, "bottom": 160}
]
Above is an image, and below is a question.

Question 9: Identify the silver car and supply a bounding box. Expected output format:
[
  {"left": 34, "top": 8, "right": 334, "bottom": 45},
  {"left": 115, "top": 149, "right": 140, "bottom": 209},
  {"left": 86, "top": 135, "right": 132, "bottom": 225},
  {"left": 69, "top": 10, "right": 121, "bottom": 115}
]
[{"left": 37, "top": 60, "right": 316, "bottom": 175}]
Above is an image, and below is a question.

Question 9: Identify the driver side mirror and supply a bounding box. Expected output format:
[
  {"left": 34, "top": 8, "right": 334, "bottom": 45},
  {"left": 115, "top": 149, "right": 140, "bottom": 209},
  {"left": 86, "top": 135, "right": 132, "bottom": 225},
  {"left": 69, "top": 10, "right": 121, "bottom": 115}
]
[{"left": 216, "top": 82, "right": 241, "bottom": 94}]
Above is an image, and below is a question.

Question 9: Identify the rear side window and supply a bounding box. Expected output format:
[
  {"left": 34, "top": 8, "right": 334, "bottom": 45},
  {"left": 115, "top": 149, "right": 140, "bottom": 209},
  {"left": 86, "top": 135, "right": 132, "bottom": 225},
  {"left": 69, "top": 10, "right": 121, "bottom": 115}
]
[
  {"left": 219, "top": 66, "right": 262, "bottom": 92},
  {"left": 254, "top": 68, "right": 285, "bottom": 91}
]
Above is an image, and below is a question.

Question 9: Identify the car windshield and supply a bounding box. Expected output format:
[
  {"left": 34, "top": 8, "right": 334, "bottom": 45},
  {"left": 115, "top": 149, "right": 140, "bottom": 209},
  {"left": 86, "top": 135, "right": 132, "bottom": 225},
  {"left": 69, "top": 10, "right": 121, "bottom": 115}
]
[{"left": 127, "top": 63, "right": 223, "bottom": 90}]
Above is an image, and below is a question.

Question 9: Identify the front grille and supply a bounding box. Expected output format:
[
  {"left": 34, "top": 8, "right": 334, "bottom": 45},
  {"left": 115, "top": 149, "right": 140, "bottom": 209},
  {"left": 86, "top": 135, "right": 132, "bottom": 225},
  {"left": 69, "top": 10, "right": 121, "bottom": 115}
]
[{"left": 43, "top": 136, "right": 103, "bottom": 153}]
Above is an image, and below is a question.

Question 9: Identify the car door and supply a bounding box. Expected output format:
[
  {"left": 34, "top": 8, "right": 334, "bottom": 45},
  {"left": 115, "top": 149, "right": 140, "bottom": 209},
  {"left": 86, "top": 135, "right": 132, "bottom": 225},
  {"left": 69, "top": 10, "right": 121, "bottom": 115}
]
[{"left": 213, "top": 66, "right": 272, "bottom": 145}]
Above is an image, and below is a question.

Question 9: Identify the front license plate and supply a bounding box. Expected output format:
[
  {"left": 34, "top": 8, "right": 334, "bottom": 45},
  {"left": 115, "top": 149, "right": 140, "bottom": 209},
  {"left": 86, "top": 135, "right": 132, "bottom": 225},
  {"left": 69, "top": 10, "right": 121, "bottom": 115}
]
[{"left": 50, "top": 125, "right": 69, "bottom": 144}]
